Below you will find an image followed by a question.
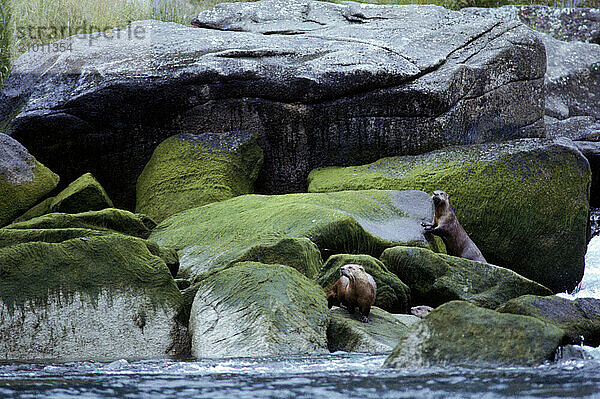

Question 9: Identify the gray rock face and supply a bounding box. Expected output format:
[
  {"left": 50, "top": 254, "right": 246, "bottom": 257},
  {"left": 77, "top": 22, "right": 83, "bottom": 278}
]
[
  {"left": 465, "top": 6, "right": 600, "bottom": 44},
  {"left": 575, "top": 141, "right": 600, "bottom": 207},
  {"left": 464, "top": 6, "right": 600, "bottom": 142},
  {"left": 189, "top": 262, "right": 329, "bottom": 358},
  {"left": 327, "top": 307, "right": 417, "bottom": 354},
  {"left": 0, "top": 0, "right": 546, "bottom": 208}
]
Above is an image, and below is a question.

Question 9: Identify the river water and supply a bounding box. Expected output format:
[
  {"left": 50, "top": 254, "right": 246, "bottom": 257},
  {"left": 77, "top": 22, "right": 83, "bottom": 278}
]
[{"left": 2, "top": 216, "right": 600, "bottom": 398}]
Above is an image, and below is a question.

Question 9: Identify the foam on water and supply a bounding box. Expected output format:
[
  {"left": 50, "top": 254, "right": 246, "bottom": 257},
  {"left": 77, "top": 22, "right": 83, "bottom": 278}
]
[{"left": 558, "top": 235, "right": 600, "bottom": 300}]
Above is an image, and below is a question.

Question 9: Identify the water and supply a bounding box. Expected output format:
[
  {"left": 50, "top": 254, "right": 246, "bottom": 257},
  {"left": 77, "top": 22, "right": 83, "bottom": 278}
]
[
  {"left": 3, "top": 217, "right": 600, "bottom": 398},
  {"left": 1, "top": 353, "right": 600, "bottom": 399}
]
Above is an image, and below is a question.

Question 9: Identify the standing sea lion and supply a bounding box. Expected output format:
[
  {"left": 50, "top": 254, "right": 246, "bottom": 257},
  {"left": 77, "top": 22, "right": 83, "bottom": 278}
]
[
  {"left": 327, "top": 264, "right": 377, "bottom": 323},
  {"left": 421, "top": 190, "right": 487, "bottom": 263}
]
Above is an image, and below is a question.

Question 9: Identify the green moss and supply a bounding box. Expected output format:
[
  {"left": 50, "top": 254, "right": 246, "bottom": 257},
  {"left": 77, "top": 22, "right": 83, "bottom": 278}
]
[
  {"left": 0, "top": 234, "right": 181, "bottom": 312},
  {"left": 150, "top": 190, "right": 435, "bottom": 283},
  {"left": 497, "top": 295, "right": 600, "bottom": 347},
  {"left": 50, "top": 172, "right": 113, "bottom": 213},
  {"left": 12, "top": 197, "right": 54, "bottom": 223},
  {"left": 0, "top": 160, "right": 59, "bottom": 227},
  {"left": 385, "top": 301, "right": 565, "bottom": 368},
  {"left": 234, "top": 237, "right": 322, "bottom": 279},
  {"left": 381, "top": 246, "right": 552, "bottom": 309},
  {"left": 318, "top": 254, "right": 410, "bottom": 313},
  {"left": 309, "top": 139, "right": 590, "bottom": 293},
  {"left": 0, "top": 228, "right": 106, "bottom": 248},
  {"left": 136, "top": 132, "right": 263, "bottom": 222},
  {"left": 5, "top": 208, "right": 155, "bottom": 238}
]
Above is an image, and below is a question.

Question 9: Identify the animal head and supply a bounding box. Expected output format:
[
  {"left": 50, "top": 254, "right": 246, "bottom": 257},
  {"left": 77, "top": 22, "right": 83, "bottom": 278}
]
[
  {"left": 432, "top": 190, "right": 449, "bottom": 207},
  {"left": 340, "top": 263, "right": 365, "bottom": 281}
]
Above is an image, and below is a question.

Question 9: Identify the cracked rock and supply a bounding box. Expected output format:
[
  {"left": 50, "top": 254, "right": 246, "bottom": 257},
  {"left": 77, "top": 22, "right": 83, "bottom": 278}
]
[{"left": 0, "top": 0, "right": 545, "bottom": 208}]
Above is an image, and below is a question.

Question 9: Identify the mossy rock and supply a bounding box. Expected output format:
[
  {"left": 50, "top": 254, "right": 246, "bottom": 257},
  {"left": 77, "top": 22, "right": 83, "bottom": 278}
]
[
  {"left": 318, "top": 254, "right": 410, "bottom": 313},
  {"left": 189, "top": 261, "right": 329, "bottom": 358},
  {"left": 384, "top": 301, "right": 565, "bottom": 368},
  {"left": 0, "top": 234, "right": 188, "bottom": 361},
  {"left": 381, "top": 246, "right": 552, "bottom": 310},
  {"left": 327, "top": 306, "right": 418, "bottom": 354},
  {"left": 5, "top": 208, "right": 156, "bottom": 239},
  {"left": 0, "top": 134, "right": 59, "bottom": 227},
  {"left": 136, "top": 132, "right": 263, "bottom": 222},
  {"left": 309, "top": 138, "right": 590, "bottom": 293},
  {"left": 51, "top": 172, "right": 113, "bottom": 214},
  {"left": 497, "top": 295, "right": 600, "bottom": 347},
  {"left": 150, "top": 190, "right": 438, "bottom": 284}
]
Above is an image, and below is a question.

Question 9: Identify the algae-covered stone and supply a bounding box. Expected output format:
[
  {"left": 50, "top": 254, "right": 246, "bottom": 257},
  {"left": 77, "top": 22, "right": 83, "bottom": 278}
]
[
  {"left": 318, "top": 254, "right": 410, "bottom": 313},
  {"left": 51, "top": 172, "right": 113, "bottom": 214},
  {"left": 497, "top": 295, "right": 600, "bottom": 347},
  {"left": 327, "top": 306, "right": 417, "bottom": 354},
  {"left": 150, "top": 190, "right": 436, "bottom": 283},
  {"left": 0, "top": 134, "right": 59, "bottom": 227},
  {"left": 5, "top": 208, "right": 156, "bottom": 239},
  {"left": 381, "top": 246, "right": 552, "bottom": 309},
  {"left": 309, "top": 138, "right": 590, "bottom": 293},
  {"left": 189, "top": 262, "right": 329, "bottom": 358},
  {"left": 0, "top": 234, "right": 188, "bottom": 361},
  {"left": 136, "top": 132, "right": 263, "bottom": 222},
  {"left": 384, "top": 301, "right": 565, "bottom": 368}
]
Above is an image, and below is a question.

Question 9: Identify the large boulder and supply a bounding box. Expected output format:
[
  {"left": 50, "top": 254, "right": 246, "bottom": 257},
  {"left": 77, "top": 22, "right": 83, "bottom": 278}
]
[
  {"left": 136, "top": 132, "right": 263, "bottom": 222},
  {"left": 327, "top": 306, "right": 418, "bottom": 354},
  {"left": 0, "top": 0, "right": 546, "bottom": 208},
  {"left": 0, "top": 234, "right": 188, "bottom": 361},
  {"left": 498, "top": 295, "right": 600, "bottom": 347},
  {"left": 317, "top": 254, "right": 411, "bottom": 314},
  {"left": 189, "top": 262, "right": 329, "bottom": 358},
  {"left": 149, "top": 190, "right": 436, "bottom": 283},
  {"left": 0, "top": 134, "right": 59, "bottom": 226},
  {"left": 381, "top": 246, "right": 552, "bottom": 310},
  {"left": 384, "top": 301, "right": 565, "bottom": 368},
  {"left": 308, "top": 138, "right": 590, "bottom": 293}
]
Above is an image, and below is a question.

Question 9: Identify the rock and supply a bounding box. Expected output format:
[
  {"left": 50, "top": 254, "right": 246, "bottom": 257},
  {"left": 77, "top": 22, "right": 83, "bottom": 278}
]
[
  {"left": 5, "top": 208, "right": 156, "bottom": 239},
  {"left": 14, "top": 173, "right": 115, "bottom": 222},
  {"left": 149, "top": 190, "right": 436, "bottom": 283},
  {"left": 384, "top": 301, "right": 565, "bottom": 368},
  {"left": 381, "top": 246, "right": 553, "bottom": 310},
  {"left": 542, "top": 34, "right": 600, "bottom": 123},
  {"left": 0, "top": 134, "right": 59, "bottom": 227},
  {"left": 0, "top": 0, "right": 546, "bottom": 207},
  {"left": 309, "top": 138, "right": 590, "bottom": 293},
  {"left": 53, "top": 173, "right": 114, "bottom": 213},
  {"left": 136, "top": 132, "right": 263, "bottom": 222},
  {"left": 0, "top": 234, "right": 188, "bottom": 361},
  {"left": 317, "top": 254, "right": 411, "bottom": 314},
  {"left": 464, "top": 7, "right": 600, "bottom": 142},
  {"left": 327, "top": 306, "right": 417, "bottom": 354},
  {"left": 574, "top": 141, "right": 600, "bottom": 208},
  {"left": 411, "top": 305, "right": 434, "bottom": 318},
  {"left": 497, "top": 295, "right": 600, "bottom": 347},
  {"left": 464, "top": 6, "right": 600, "bottom": 44},
  {"left": 545, "top": 116, "right": 600, "bottom": 141},
  {"left": 189, "top": 262, "right": 329, "bottom": 358}
]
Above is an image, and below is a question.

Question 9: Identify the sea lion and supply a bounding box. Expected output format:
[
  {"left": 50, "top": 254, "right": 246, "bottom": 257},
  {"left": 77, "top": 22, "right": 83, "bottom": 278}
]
[
  {"left": 421, "top": 190, "right": 487, "bottom": 263},
  {"left": 327, "top": 264, "right": 377, "bottom": 323}
]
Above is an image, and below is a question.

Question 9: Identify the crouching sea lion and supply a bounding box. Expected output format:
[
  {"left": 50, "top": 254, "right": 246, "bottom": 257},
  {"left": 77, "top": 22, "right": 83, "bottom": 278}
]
[
  {"left": 421, "top": 190, "right": 487, "bottom": 263},
  {"left": 327, "top": 264, "right": 377, "bottom": 323}
]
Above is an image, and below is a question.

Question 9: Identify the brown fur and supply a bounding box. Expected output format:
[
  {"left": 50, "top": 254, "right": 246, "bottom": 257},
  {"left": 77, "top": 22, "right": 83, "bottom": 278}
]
[
  {"left": 421, "top": 190, "right": 486, "bottom": 263},
  {"left": 327, "top": 264, "right": 377, "bottom": 323}
]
